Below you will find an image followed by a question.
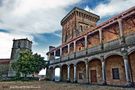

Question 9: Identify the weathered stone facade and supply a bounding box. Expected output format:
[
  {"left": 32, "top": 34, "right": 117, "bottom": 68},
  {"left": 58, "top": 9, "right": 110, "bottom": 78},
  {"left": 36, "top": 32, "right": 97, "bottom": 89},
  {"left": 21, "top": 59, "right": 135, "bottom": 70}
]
[
  {"left": 8, "top": 38, "right": 32, "bottom": 77},
  {"left": 0, "top": 59, "right": 10, "bottom": 78},
  {"left": 0, "top": 38, "right": 32, "bottom": 77},
  {"left": 47, "top": 6, "right": 135, "bottom": 86}
]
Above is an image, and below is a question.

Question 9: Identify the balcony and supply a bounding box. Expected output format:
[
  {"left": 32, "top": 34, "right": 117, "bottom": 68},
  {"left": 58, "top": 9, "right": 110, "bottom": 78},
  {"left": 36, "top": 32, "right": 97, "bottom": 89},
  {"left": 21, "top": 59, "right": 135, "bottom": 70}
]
[
  {"left": 49, "top": 57, "right": 60, "bottom": 64},
  {"left": 61, "top": 55, "right": 68, "bottom": 61},
  {"left": 104, "top": 39, "right": 120, "bottom": 51},
  {"left": 69, "top": 53, "right": 75, "bottom": 59},
  {"left": 76, "top": 49, "right": 86, "bottom": 58},
  {"left": 49, "top": 33, "right": 135, "bottom": 65},
  {"left": 87, "top": 45, "right": 101, "bottom": 55},
  {"left": 49, "top": 59, "right": 55, "bottom": 64},
  {"left": 125, "top": 33, "right": 135, "bottom": 46},
  {"left": 55, "top": 58, "right": 60, "bottom": 63}
]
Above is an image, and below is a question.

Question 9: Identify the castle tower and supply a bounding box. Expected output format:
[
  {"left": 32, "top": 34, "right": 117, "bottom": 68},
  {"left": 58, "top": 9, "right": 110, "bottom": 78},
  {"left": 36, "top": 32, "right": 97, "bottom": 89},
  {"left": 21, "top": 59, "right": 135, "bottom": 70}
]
[
  {"left": 8, "top": 38, "right": 32, "bottom": 76},
  {"left": 61, "top": 7, "right": 100, "bottom": 44}
]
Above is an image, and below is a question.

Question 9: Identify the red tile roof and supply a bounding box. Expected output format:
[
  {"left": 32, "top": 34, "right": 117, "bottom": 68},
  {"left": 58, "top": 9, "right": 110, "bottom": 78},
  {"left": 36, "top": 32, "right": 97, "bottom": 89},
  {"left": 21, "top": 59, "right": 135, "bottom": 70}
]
[{"left": 0, "top": 59, "right": 10, "bottom": 64}]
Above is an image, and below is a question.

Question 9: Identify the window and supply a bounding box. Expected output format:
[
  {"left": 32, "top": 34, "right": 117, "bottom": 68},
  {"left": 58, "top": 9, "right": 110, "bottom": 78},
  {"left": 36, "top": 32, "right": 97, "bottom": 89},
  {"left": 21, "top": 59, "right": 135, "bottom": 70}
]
[
  {"left": 18, "top": 41, "right": 21, "bottom": 48},
  {"left": 79, "top": 25, "right": 83, "bottom": 32},
  {"left": 112, "top": 68, "right": 120, "bottom": 79}
]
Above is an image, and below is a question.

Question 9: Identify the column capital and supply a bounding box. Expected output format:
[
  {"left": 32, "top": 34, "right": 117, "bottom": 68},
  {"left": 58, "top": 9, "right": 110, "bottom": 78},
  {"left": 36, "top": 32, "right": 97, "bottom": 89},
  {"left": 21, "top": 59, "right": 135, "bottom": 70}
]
[
  {"left": 100, "top": 55, "right": 105, "bottom": 62},
  {"left": 74, "top": 64, "right": 77, "bottom": 67},
  {"left": 121, "top": 48, "right": 128, "bottom": 56},
  {"left": 85, "top": 58, "right": 88, "bottom": 63},
  {"left": 98, "top": 28, "right": 103, "bottom": 31},
  {"left": 117, "top": 18, "right": 123, "bottom": 23},
  {"left": 67, "top": 64, "right": 70, "bottom": 67}
]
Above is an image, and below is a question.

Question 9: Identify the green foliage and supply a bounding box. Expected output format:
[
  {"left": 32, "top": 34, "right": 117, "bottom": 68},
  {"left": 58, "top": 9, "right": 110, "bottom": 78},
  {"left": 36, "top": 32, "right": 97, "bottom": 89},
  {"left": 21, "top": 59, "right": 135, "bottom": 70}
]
[
  {"left": 32, "top": 53, "right": 47, "bottom": 73},
  {"left": 11, "top": 50, "right": 47, "bottom": 77}
]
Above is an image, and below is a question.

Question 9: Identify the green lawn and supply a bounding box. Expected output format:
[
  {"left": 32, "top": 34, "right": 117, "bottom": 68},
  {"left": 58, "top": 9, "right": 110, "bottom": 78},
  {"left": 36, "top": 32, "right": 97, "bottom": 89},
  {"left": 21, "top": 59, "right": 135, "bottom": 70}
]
[{"left": 0, "top": 81, "right": 134, "bottom": 90}]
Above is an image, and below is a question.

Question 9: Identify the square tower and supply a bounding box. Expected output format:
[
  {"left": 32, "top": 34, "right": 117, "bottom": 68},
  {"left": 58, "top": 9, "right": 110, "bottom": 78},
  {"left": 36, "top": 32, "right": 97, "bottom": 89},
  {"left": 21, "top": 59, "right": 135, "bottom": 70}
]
[
  {"left": 61, "top": 7, "right": 100, "bottom": 44},
  {"left": 8, "top": 38, "right": 32, "bottom": 77}
]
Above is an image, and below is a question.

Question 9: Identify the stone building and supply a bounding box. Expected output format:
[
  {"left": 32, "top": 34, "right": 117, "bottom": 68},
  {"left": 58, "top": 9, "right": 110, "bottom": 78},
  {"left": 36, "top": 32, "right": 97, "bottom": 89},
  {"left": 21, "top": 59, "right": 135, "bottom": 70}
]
[
  {"left": 0, "top": 38, "right": 32, "bottom": 77},
  {"left": 46, "top": 6, "right": 135, "bottom": 86},
  {"left": 8, "top": 38, "right": 32, "bottom": 77},
  {"left": 0, "top": 59, "right": 10, "bottom": 78}
]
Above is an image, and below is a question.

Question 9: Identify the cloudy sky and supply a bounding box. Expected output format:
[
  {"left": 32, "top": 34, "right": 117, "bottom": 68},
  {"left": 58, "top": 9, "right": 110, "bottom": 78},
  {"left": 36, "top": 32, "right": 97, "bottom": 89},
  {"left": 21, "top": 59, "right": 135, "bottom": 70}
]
[{"left": 0, "top": 0, "right": 135, "bottom": 59}]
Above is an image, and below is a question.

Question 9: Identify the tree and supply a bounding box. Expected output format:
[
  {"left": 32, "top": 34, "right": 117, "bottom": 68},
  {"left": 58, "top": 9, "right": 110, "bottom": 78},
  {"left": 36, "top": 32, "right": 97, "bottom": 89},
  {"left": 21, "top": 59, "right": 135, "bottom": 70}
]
[
  {"left": 12, "top": 50, "right": 47, "bottom": 78},
  {"left": 32, "top": 53, "right": 47, "bottom": 73}
]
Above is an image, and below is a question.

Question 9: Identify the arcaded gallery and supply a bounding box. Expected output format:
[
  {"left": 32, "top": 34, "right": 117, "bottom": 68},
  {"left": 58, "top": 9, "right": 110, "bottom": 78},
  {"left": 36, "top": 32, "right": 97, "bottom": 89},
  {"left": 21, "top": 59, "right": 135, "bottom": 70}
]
[{"left": 46, "top": 6, "right": 135, "bottom": 86}]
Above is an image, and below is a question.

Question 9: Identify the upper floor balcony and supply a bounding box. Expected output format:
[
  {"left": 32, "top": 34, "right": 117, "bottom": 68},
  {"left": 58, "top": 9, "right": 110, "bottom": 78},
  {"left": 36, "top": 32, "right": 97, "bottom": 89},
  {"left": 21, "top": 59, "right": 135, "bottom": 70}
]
[
  {"left": 48, "top": 32, "right": 135, "bottom": 65},
  {"left": 47, "top": 6, "right": 135, "bottom": 65}
]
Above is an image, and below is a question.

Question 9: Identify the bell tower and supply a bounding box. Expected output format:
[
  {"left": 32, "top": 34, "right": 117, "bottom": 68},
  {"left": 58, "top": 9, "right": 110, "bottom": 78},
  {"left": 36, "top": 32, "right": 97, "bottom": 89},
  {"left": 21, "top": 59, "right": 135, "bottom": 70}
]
[
  {"left": 61, "top": 7, "right": 100, "bottom": 44},
  {"left": 8, "top": 38, "right": 32, "bottom": 77}
]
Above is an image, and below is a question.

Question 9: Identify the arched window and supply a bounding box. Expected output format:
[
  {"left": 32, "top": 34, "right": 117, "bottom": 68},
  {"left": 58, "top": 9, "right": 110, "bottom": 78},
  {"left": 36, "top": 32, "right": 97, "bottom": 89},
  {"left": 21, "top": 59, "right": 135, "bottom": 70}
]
[
  {"left": 79, "top": 25, "right": 83, "bottom": 32},
  {"left": 18, "top": 41, "right": 21, "bottom": 48}
]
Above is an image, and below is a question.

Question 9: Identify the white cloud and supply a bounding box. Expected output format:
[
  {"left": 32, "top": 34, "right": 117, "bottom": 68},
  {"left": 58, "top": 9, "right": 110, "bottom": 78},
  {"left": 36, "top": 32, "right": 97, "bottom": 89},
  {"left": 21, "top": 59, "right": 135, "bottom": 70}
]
[
  {"left": 84, "top": 0, "right": 135, "bottom": 18},
  {"left": 0, "top": 0, "right": 80, "bottom": 59},
  {"left": 0, "top": 0, "right": 80, "bottom": 34},
  {"left": 0, "top": 32, "right": 33, "bottom": 58}
]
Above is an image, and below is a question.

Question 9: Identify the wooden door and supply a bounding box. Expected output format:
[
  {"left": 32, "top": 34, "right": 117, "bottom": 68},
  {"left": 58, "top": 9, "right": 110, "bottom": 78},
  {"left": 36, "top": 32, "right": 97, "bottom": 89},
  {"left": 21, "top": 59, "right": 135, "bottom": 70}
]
[{"left": 90, "top": 70, "right": 97, "bottom": 83}]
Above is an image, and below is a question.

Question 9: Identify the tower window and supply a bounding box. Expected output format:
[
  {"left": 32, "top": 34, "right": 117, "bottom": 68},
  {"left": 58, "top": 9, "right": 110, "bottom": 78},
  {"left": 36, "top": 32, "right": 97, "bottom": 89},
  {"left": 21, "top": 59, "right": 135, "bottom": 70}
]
[
  {"left": 80, "top": 25, "right": 83, "bottom": 32},
  {"left": 112, "top": 68, "right": 120, "bottom": 79},
  {"left": 18, "top": 41, "right": 21, "bottom": 48}
]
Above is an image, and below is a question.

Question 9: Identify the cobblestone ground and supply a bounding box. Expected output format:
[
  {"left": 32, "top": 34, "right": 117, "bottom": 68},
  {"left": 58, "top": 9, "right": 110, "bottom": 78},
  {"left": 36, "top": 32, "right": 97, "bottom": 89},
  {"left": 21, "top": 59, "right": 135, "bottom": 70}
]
[{"left": 0, "top": 81, "right": 134, "bottom": 90}]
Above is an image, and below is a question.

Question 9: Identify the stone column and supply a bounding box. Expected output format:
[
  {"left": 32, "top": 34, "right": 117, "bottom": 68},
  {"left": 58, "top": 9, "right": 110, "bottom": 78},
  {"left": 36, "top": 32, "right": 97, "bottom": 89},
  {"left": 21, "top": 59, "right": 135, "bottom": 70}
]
[
  {"left": 74, "top": 41, "right": 76, "bottom": 52},
  {"left": 84, "top": 36, "right": 88, "bottom": 48},
  {"left": 67, "top": 64, "right": 70, "bottom": 82},
  {"left": 99, "top": 29, "right": 103, "bottom": 44},
  {"left": 60, "top": 48, "right": 62, "bottom": 56},
  {"left": 99, "top": 29, "right": 104, "bottom": 50},
  {"left": 54, "top": 51, "right": 56, "bottom": 59},
  {"left": 74, "top": 64, "right": 77, "bottom": 83},
  {"left": 60, "top": 66, "right": 62, "bottom": 81},
  {"left": 85, "top": 61, "right": 89, "bottom": 83},
  {"left": 74, "top": 41, "right": 76, "bottom": 58},
  {"left": 118, "top": 19, "right": 123, "bottom": 37},
  {"left": 101, "top": 56, "right": 106, "bottom": 85},
  {"left": 122, "top": 51, "right": 132, "bottom": 86},
  {"left": 52, "top": 68, "right": 55, "bottom": 81},
  {"left": 118, "top": 19, "right": 125, "bottom": 45}
]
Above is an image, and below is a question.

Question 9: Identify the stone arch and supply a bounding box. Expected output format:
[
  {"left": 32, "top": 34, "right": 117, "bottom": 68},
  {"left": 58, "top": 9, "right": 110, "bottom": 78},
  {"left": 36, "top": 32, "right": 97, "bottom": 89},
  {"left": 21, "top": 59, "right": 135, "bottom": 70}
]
[
  {"left": 128, "top": 50, "right": 135, "bottom": 84},
  {"left": 54, "top": 65, "right": 61, "bottom": 81},
  {"left": 88, "top": 58, "right": 102, "bottom": 84},
  {"left": 76, "top": 61, "right": 86, "bottom": 83},
  {"left": 105, "top": 55, "right": 126, "bottom": 85},
  {"left": 88, "top": 57, "right": 101, "bottom": 62},
  {"left": 76, "top": 59, "right": 86, "bottom": 65},
  {"left": 128, "top": 46, "right": 135, "bottom": 55},
  {"left": 54, "top": 65, "right": 61, "bottom": 69},
  {"left": 104, "top": 52, "right": 122, "bottom": 60},
  {"left": 70, "top": 63, "right": 74, "bottom": 82},
  {"left": 61, "top": 64, "right": 68, "bottom": 81}
]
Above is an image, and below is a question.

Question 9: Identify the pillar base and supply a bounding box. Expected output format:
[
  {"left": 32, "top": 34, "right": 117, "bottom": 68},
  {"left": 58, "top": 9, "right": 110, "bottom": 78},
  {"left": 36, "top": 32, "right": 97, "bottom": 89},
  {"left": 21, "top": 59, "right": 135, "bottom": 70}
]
[
  {"left": 67, "top": 80, "right": 70, "bottom": 83},
  {"left": 73, "top": 80, "right": 77, "bottom": 83},
  {"left": 102, "top": 81, "right": 107, "bottom": 85},
  {"left": 125, "top": 82, "right": 134, "bottom": 87}
]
